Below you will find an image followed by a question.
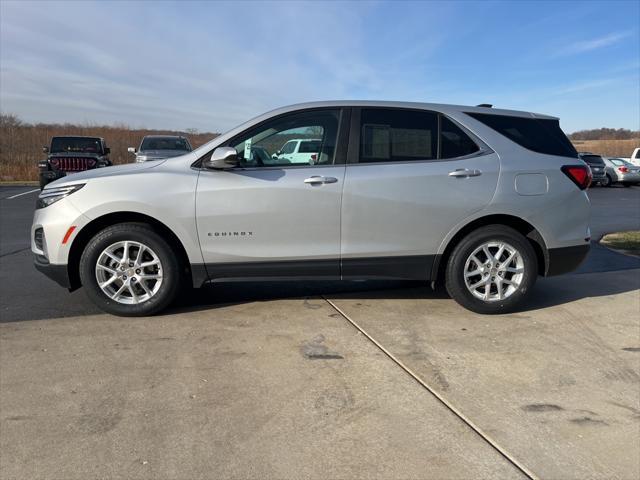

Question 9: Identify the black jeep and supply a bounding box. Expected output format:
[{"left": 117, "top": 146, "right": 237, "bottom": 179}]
[{"left": 39, "top": 136, "right": 112, "bottom": 189}]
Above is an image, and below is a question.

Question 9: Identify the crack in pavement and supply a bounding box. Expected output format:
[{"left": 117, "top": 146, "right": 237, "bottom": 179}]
[
  {"left": 0, "top": 247, "right": 30, "bottom": 258},
  {"left": 322, "top": 295, "right": 539, "bottom": 480}
]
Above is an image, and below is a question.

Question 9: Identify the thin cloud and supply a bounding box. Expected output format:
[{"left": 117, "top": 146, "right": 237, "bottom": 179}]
[{"left": 557, "top": 31, "right": 632, "bottom": 56}]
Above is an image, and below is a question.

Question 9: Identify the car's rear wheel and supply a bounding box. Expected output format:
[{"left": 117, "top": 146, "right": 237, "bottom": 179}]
[
  {"left": 445, "top": 225, "right": 537, "bottom": 314},
  {"left": 602, "top": 174, "right": 613, "bottom": 187},
  {"left": 79, "top": 223, "right": 182, "bottom": 316}
]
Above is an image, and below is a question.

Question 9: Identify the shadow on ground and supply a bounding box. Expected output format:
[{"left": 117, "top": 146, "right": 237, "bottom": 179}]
[{"left": 2, "top": 245, "right": 639, "bottom": 323}]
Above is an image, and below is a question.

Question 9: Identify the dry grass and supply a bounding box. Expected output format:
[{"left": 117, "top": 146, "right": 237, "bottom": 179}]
[
  {"left": 600, "top": 231, "right": 640, "bottom": 257},
  {"left": 0, "top": 115, "right": 219, "bottom": 182},
  {"left": 571, "top": 139, "right": 639, "bottom": 158}
]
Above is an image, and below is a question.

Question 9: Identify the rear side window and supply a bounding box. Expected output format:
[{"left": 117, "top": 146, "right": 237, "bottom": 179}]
[
  {"left": 360, "top": 109, "right": 437, "bottom": 162},
  {"left": 299, "top": 140, "right": 321, "bottom": 153},
  {"left": 467, "top": 112, "right": 577, "bottom": 158},
  {"left": 440, "top": 116, "right": 480, "bottom": 159}
]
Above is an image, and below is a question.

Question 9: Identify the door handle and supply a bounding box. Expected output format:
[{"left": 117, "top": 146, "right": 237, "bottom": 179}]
[
  {"left": 449, "top": 168, "right": 482, "bottom": 178},
  {"left": 304, "top": 176, "right": 338, "bottom": 185}
]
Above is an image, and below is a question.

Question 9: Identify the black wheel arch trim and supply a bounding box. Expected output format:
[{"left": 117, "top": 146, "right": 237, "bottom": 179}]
[{"left": 66, "top": 212, "right": 203, "bottom": 290}]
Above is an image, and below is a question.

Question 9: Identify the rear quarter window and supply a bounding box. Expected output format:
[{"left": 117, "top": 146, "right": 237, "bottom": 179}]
[{"left": 466, "top": 112, "right": 577, "bottom": 158}]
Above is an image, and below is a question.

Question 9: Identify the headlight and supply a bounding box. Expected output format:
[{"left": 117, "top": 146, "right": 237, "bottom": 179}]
[{"left": 36, "top": 184, "right": 85, "bottom": 209}]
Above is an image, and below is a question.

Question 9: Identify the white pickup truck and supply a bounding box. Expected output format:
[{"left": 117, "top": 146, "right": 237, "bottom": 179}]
[{"left": 621, "top": 147, "right": 640, "bottom": 167}]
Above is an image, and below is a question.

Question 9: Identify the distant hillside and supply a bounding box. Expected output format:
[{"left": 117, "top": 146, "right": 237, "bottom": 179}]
[
  {"left": 569, "top": 128, "right": 639, "bottom": 141},
  {"left": 0, "top": 113, "right": 220, "bottom": 181}
]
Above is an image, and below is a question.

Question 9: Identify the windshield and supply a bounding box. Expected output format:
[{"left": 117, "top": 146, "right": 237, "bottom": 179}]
[
  {"left": 140, "top": 137, "right": 190, "bottom": 151},
  {"left": 50, "top": 137, "right": 103, "bottom": 154}
]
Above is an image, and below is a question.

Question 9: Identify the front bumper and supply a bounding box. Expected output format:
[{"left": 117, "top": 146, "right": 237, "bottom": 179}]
[
  {"left": 545, "top": 244, "right": 590, "bottom": 276},
  {"left": 39, "top": 169, "right": 66, "bottom": 187},
  {"left": 34, "top": 254, "right": 71, "bottom": 289}
]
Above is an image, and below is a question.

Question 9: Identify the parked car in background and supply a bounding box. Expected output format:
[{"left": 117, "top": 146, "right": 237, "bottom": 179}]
[
  {"left": 273, "top": 138, "right": 322, "bottom": 164},
  {"left": 128, "top": 135, "right": 192, "bottom": 162},
  {"left": 603, "top": 157, "right": 640, "bottom": 187},
  {"left": 39, "top": 136, "right": 111, "bottom": 189},
  {"left": 32, "top": 101, "right": 591, "bottom": 317},
  {"left": 620, "top": 147, "right": 640, "bottom": 167},
  {"left": 578, "top": 152, "right": 606, "bottom": 186}
]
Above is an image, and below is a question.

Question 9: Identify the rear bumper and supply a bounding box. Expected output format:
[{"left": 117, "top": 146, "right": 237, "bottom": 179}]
[
  {"left": 618, "top": 173, "right": 640, "bottom": 183},
  {"left": 34, "top": 255, "right": 71, "bottom": 289},
  {"left": 545, "top": 244, "right": 590, "bottom": 276}
]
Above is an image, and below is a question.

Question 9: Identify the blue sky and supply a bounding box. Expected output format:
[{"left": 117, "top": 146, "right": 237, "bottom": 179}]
[{"left": 1, "top": 0, "right": 638, "bottom": 133}]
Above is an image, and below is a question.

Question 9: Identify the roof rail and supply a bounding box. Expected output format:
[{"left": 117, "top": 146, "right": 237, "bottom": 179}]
[{"left": 476, "top": 103, "right": 493, "bottom": 108}]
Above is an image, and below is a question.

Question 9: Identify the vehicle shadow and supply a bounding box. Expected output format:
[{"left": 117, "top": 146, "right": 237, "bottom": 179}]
[
  {"left": 166, "top": 264, "right": 639, "bottom": 317},
  {"left": 2, "top": 243, "right": 638, "bottom": 323}
]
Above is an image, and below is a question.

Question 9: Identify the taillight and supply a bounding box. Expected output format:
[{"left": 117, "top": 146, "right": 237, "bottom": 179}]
[
  {"left": 618, "top": 166, "right": 628, "bottom": 173},
  {"left": 561, "top": 165, "right": 591, "bottom": 190}
]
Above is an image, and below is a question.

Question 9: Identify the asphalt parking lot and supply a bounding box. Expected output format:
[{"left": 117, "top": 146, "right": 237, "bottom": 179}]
[{"left": 1, "top": 184, "right": 639, "bottom": 479}]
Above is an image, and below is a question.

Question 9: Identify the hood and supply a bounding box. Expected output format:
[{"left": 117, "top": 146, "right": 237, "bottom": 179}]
[
  {"left": 137, "top": 150, "right": 189, "bottom": 159},
  {"left": 46, "top": 159, "right": 166, "bottom": 188}
]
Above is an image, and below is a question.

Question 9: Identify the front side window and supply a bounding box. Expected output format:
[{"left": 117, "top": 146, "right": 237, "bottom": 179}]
[
  {"left": 360, "top": 109, "right": 438, "bottom": 162},
  {"left": 230, "top": 109, "right": 340, "bottom": 167},
  {"left": 280, "top": 141, "right": 297, "bottom": 155}
]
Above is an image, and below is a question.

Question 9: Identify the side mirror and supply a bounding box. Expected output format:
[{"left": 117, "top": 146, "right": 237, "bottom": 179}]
[
  {"left": 203, "top": 147, "right": 239, "bottom": 170},
  {"left": 42, "top": 146, "right": 49, "bottom": 153},
  {"left": 127, "top": 147, "right": 136, "bottom": 154},
  {"left": 104, "top": 147, "right": 111, "bottom": 154}
]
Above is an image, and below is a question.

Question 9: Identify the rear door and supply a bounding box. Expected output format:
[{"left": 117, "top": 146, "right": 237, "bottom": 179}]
[
  {"left": 195, "top": 108, "right": 349, "bottom": 280},
  {"left": 341, "top": 107, "right": 500, "bottom": 280}
]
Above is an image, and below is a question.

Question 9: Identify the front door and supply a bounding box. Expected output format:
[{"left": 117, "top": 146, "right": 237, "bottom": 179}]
[{"left": 196, "top": 108, "right": 347, "bottom": 280}]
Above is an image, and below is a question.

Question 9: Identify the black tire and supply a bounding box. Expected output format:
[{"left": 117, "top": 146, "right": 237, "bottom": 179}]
[
  {"left": 445, "top": 225, "right": 538, "bottom": 314},
  {"left": 602, "top": 175, "right": 613, "bottom": 187},
  {"left": 623, "top": 183, "right": 632, "bottom": 188},
  {"left": 79, "top": 222, "right": 182, "bottom": 316}
]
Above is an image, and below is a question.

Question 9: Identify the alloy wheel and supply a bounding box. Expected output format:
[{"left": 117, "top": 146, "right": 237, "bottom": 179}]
[
  {"left": 95, "top": 240, "right": 163, "bottom": 304},
  {"left": 463, "top": 241, "right": 524, "bottom": 302}
]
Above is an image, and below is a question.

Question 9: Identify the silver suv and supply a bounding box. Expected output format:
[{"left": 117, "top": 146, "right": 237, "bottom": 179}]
[{"left": 31, "top": 101, "right": 591, "bottom": 316}]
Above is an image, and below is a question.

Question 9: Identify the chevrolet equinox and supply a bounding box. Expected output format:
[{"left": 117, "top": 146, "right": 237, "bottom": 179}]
[{"left": 32, "top": 101, "right": 591, "bottom": 316}]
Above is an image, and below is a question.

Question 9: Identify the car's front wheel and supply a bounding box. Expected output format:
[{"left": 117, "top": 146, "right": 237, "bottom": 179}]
[
  {"left": 602, "top": 174, "right": 613, "bottom": 187},
  {"left": 79, "top": 223, "right": 182, "bottom": 316},
  {"left": 445, "top": 225, "right": 538, "bottom": 314}
]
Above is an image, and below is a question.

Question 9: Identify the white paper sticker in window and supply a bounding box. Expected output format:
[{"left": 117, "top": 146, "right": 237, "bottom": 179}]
[{"left": 244, "top": 138, "right": 252, "bottom": 160}]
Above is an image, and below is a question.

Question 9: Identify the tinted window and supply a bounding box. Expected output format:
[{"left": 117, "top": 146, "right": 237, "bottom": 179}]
[
  {"left": 440, "top": 116, "right": 480, "bottom": 158},
  {"left": 467, "top": 112, "right": 577, "bottom": 158},
  {"left": 141, "top": 137, "right": 190, "bottom": 151},
  {"left": 360, "top": 109, "right": 437, "bottom": 162},
  {"left": 299, "top": 140, "right": 322, "bottom": 153},
  {"left": 50, "top": 137, "right": 102, "bottom": 154},
  {"left": 581, "top": 154, "right": 605, "bottom": 166},
  {"left": 231, "top": 109, "right": 340, "bottom": 167}
]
